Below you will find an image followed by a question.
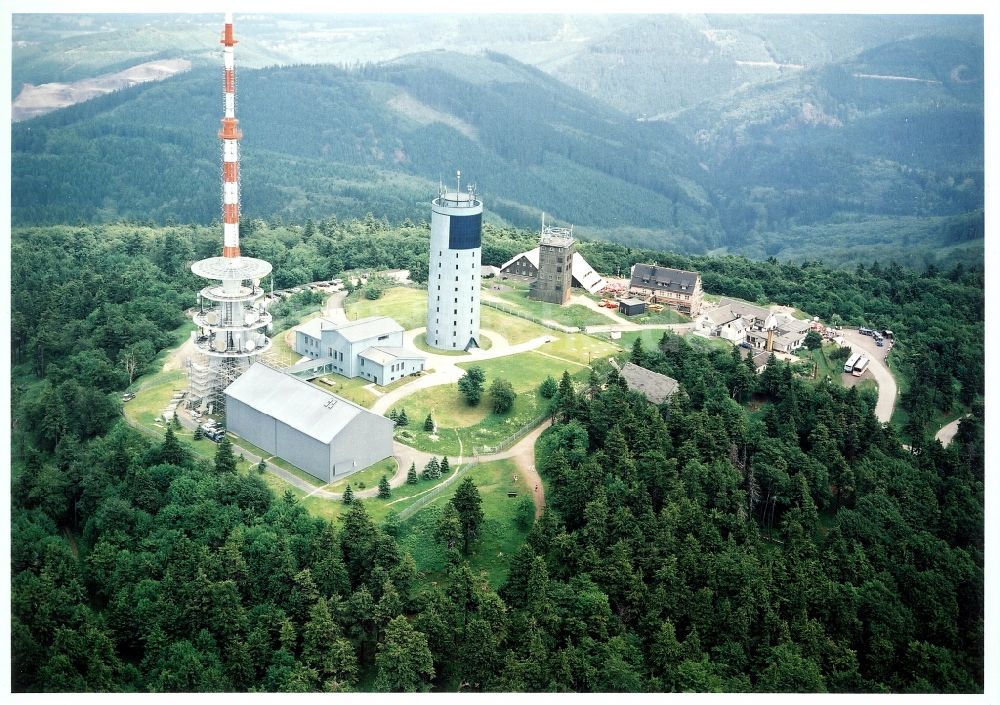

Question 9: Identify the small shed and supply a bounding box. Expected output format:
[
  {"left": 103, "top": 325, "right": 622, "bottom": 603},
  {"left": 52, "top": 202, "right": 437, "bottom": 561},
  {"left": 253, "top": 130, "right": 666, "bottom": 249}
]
[{"left": 618, "top": 297, "right": 647, "bottom": 316}]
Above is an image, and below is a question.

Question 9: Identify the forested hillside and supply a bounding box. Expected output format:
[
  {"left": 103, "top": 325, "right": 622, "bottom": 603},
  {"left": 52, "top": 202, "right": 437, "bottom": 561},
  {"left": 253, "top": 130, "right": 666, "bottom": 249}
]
[
  {"left": 11, "top": 221, "right": 984, "bottom": 692},
  {"left": 12, "top": 33, "right": 983, "bottom": 269}
]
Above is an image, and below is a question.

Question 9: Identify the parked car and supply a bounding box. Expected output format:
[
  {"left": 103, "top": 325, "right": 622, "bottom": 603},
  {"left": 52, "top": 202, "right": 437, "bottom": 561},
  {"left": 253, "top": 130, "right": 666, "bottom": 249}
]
[{"left": 121, "top": 392, "right": 136, "bottom": 402}]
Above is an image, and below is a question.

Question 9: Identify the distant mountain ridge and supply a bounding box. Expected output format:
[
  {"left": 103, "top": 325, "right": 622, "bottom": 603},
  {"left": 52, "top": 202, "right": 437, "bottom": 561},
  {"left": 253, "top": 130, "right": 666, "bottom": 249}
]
[{"left": 11, "top": 17, "right": 984, "bottom": 269}]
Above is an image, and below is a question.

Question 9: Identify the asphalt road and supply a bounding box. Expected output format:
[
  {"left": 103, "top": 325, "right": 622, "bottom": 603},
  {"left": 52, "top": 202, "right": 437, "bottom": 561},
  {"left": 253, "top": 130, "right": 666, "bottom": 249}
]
[{"left": 838, "top": 329, "right": 898, "bottom": 423}]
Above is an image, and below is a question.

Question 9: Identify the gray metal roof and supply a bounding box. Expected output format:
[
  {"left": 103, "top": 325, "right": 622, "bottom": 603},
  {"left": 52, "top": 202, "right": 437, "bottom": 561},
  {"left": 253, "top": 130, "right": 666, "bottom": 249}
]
[
  {"left": 298, "top": 317, "right": 335, "bottom": 341},
  {"left": 630, "top": 264, "right": 700, "bottom": 293},
  {"left": 358, "top": 346, "right": 425, "bottom": 365},
  {"left": 225, "top": 363, "right": 369, "bottom": 444},
  {"left": 333, "top": 316, "right": 403, "bottom": 343},
  {"left": 619, "top": 362, "right": 679, "bottom": 405}
]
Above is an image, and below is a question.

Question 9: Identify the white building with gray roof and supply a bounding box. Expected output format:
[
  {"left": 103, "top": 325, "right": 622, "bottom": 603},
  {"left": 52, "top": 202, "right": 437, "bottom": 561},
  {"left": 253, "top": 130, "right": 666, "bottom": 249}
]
[
  {"left": 293, "top": 315, "right": 425, "bottom": 385},
  {"left": 225, "top": 363, "right": 394, "bottom": 483}
]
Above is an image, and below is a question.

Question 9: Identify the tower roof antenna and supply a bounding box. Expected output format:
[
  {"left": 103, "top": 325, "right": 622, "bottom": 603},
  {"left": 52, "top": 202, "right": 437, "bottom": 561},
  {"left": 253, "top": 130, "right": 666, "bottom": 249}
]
[{"left": 456, "top": 170, "right": 461, "bottom": 195}]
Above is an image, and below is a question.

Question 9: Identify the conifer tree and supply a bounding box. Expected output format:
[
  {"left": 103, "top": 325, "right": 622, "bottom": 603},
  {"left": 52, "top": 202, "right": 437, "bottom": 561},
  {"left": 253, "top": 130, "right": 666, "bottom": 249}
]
[
  {"left": 378, "top": 475, "right": 391, "bottom": 499},
  {"left": 193, "top": 425, "right": 204, "bottom": 440},
  {"left": 214, "top": 435, "right": 237, "bottom": 474},
  {"left": 159, "top": 426, "right": 188, "bottom": 467},
  {"left": 440, "top": 456, "right": 451, "bottom": 477},
  {"left": 398, "top": 408, "right": 409, "bottom": 427},
  {"left": 343, "top": 484, "right": 354, "bottom": 505},
  {"left": 424, "top": 413, "right": 435, "bottom": 432},
  {"left": 407, "top": 461, "right": 418, "bottom": 484},
  {"left": 424, "top": 457, "right": 441, "bottom": 480},
  {"left": 257, "top": 458, "right": 267, "bottom": 474}
]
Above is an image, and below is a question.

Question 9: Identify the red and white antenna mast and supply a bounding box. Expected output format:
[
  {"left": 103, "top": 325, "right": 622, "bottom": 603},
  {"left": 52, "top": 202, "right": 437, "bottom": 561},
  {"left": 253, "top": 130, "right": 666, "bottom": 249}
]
[{"left": 220, "top": 11, "right": 242, "bottom": 258}]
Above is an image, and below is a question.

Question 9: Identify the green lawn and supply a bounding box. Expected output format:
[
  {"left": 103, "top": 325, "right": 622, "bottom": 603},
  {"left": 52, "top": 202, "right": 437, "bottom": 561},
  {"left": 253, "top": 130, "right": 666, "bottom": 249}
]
[
  {"left": 541, "top": 332, "right": 618, "bottom": 366},
  {"left": 328, "top": 457, "right": 398, "bottom": 493},
  {"left": 628, "top": 308, "right": 690, "bottom": 325},
  {"left": 605, "top": 329, "right": 669, "bottom": 352},
  {"left": 396, "top": 351, "right": 586, "bottom": 455},
  {"left": 396, "top": 458, "right": 533, "bottom": 589},
  {"left": 480, "top": 306, "right": 551, "bottom": 344},
  {"left": 301, "top": 460, "right": 467, "bottom": 525},
  {"left": 804, "top": 344, "right": 847, "bottom": 385},
  {"left": 310, "top": 373, "right": 378, "bottom": 408},
  {"left": 345, "top": 286, "right": 427, "bottom": 331},
  {"left": 124, "top": 368, "right": 189, "bottom": 434},
  {"left": 488, "top": 288, "right": 613, "bottom": 329}
]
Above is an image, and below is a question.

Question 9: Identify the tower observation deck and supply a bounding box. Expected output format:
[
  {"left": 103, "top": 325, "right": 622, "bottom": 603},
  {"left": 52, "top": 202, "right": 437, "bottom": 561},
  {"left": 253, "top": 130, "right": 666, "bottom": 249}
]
[
  {"left": 426, "top": 171, "right": 483, "bottom": 351},
  {"left": 187, "top": 12, "right": 273, "bottom": 414}
]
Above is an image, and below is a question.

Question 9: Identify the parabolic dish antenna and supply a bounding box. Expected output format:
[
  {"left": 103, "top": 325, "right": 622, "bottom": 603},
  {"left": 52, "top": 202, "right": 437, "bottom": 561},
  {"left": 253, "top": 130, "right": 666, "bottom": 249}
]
[
  {"left": 205, "top": 311, "right": 219, "bottom": 325},
  {"left": 213, "top": 337, "right": 228, "bottom": 353},
  {"left": 244, "top": 339, "right": 257, "bottom": 352}
]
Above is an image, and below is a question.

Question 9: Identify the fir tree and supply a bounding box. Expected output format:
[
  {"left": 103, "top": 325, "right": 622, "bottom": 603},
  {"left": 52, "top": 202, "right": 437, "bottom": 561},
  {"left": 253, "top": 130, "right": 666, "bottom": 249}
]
[
  {"left": 214, "top": 435, "right": 237, "bottom": 474},
  {"left": 193, "top": 425, "right": 204, "bottom": 441},
  {"left": 424, "top": 413, "right": 435, "bottom": 432},
  {"left": 378, "top": 475, "right": 391, "bottom": 499},
  {"left": 398, "top": 408, "right": 409, "bottom": 427},
  {"left": 343, "top": 484, "right": 354, "bottom": 505},
  {"left": 424, "top": 457, "right": 441, "bottom": 480},
  {"left": 439, "top": 456, "right": 451, "bottom": 477},
  {"left": 406, "top": 462, "right": 418, "bottom": 484},
  {"left": 257, "top": 458, "right": 267, "bottom": 474}
]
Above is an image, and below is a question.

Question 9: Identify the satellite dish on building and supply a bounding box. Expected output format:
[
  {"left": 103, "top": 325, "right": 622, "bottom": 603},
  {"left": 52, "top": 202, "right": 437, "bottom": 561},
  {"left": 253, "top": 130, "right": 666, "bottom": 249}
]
[
  {"left": 244, "top": 338, "right": 256, "bottom": 352},
  {"left": 245, "top": 310, "right": 259, "bottom": 325},
  {"left": 205, "top": 311, "right": 219, "bottom": 325},
  {"left": 213, "top": 337, "right": 228, "bottom": 352}
]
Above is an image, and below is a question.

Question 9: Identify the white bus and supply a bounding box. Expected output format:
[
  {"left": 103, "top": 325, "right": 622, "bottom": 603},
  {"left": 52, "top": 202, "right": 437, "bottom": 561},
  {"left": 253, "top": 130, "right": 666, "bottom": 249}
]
[
  {"left": 844, "top": 352, "right": 861, "bottom": 373},
  {"left": 852, "top": 355, "right": 870, "bottom": 377}
]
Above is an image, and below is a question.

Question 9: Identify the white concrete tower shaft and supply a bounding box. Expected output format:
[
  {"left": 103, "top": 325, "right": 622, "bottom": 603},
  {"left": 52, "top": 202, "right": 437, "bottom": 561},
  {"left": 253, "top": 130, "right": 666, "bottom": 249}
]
[
  {"left": 220, "top": 11, "right": 241, "bottom": 259},
  {"left": 426, "top": 177, "right": 483, "bottom": 350}
]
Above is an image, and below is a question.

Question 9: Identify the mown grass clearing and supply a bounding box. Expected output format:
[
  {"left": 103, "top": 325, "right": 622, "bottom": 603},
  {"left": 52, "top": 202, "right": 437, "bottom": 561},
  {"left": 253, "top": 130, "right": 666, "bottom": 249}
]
[
  {"left": 488, "top": 288, "right": 613, "bottom": 329},
  {"left": 396, "top": 351, "right": 586, "bottom": 455},
  {"left": 310, "top": 373, "right": 378, "bottom": 408},
  {"left": 396, "top": 458, "right": 533, "bottom": 590},
  {"left": 328, "top": 457, "right": 398, "bottom": 493},
  {"left": 480, "top": 306, "right": 550, "bottom": 344},
  {"left": 345, "top": 286, "right": 426, "bottom": 331},
  {"left": 627, "top": 308, "right": 689, "bottom": 325}
]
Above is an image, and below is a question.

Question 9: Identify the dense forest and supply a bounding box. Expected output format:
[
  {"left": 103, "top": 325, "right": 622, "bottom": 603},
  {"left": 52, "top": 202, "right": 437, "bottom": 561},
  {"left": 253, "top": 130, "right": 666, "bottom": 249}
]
[{"left": 11, "top": 221, "right": 984, "bottom": 692}]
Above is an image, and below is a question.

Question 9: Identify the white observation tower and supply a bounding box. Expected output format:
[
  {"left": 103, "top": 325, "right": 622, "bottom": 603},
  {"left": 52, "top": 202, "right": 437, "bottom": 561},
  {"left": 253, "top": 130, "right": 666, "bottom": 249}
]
[
  {"left": 426, "top": 171, "right": 483, "bottom": 350},
  {"left": 188, "top": 12, "right": 273, "bottom": 414}
]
